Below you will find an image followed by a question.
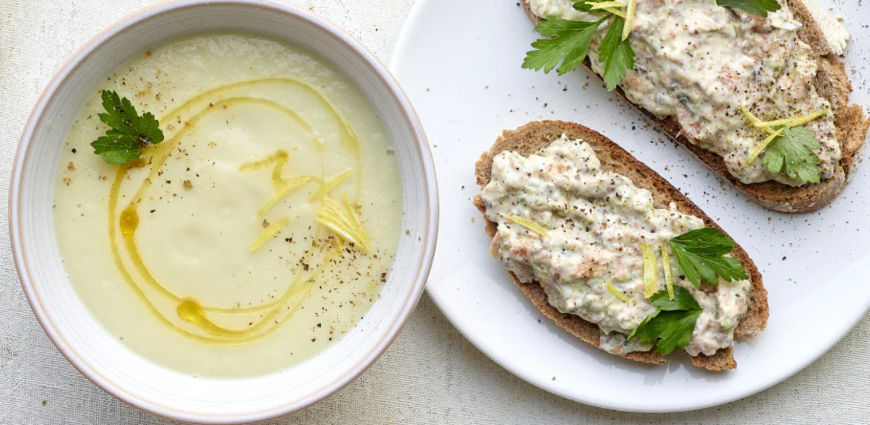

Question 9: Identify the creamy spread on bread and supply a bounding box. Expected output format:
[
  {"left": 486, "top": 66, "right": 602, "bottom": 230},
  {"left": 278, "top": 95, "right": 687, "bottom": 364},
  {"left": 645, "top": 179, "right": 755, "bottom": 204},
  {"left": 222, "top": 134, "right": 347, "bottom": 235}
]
[
  {"left": 480, "top": 135, "right": 751, "bottom": 356},
  {"left": 526, "top": 0, "right": 848, "bottom": 187}
]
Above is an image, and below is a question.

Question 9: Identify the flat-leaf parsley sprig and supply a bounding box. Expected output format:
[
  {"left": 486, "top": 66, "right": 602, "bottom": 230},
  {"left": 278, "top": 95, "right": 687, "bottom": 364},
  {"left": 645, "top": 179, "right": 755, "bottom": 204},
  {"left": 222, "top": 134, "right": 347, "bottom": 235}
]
[
  {"left": 91, "top": 90, "right": 164, "bottom": 164},
  {"left": 522, "top": 1, "right": 634, "bottom": 91},
  {"left": 523, "top": 0, "right": 781, "bottom": 90}
]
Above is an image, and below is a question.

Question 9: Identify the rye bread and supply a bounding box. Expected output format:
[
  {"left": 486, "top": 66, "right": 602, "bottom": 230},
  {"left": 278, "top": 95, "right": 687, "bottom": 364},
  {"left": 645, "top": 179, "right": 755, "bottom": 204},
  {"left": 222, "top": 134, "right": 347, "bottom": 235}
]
[
  {"left": 473, "top": 120, "right": 769, "bottom": 371},
  {"left": 520, "top": 0, "right": 869, "bottom": 213}
]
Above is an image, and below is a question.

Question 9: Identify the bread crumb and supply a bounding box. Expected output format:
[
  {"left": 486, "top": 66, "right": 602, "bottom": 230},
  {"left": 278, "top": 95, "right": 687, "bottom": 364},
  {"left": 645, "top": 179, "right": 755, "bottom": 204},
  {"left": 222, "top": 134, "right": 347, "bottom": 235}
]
[
  {"left": 183, "top": 180, "right": 193, "bottom": 190},
  {"left": 67, "top": 162, "right": 75, "bottom": 171}
]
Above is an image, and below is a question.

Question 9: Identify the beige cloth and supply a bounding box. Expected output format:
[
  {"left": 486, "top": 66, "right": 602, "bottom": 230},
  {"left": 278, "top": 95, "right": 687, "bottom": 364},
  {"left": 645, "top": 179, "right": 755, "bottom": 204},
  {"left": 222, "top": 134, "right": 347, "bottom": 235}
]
[{"left": 1, "top": 0, "right": 869, "bottom": 423}]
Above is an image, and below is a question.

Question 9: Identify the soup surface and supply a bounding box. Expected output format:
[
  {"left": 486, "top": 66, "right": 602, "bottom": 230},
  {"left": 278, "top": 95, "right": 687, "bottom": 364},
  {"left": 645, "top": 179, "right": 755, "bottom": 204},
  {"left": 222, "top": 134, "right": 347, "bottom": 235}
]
[{"left": 53, "top": 33, "right": 403, "bottom": 378}]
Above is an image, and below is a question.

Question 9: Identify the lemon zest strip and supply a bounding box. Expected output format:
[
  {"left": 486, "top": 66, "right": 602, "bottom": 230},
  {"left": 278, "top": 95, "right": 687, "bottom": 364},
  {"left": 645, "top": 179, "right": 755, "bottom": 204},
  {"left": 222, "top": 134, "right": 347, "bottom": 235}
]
[
  {"left": 310, "top": 169, "right": 353, "bottom": 202},
  {"left": 249, "top": 218, "right": 289, "bottom": 252},
  {"left": 606, "top": 281, "right": 630, "bottom": 302},
  {"left": 640, "top": 242, "right": 658, "bottom": 298},
  {"left": 257, "top": 176, "right": 312, "bottom": 219},
  {"left": 507, "top": 216, "right": 550, "bottom": 238},
  {"left": 589, "top": 1, "right": 627, "bottom": 9},
  {"left": 315, "top": 195, "right": 371, "bottom": 253},
  {"left": 601, "top": 6, "right": 625, "bottom": 17},
  {"left": 621, "top": 0, "right": 636, "bottom": 40},
  {"left": 661, "top": 244, "right": 674, "bottom": 301},
  {"left": 753, "top": 108, "right": 830, "bottom": 129}
]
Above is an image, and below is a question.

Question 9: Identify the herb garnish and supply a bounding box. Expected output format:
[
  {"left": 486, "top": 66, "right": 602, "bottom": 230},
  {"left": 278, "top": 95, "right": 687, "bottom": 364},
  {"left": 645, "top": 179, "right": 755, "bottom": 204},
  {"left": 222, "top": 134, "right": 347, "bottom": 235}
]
[
  {"left": 522, "top": 1, "right": 632, "bottom": 91},
  {"left": 628, "top": 286, "right": 702, "bottom": 354},
  {"left": 762, "top": 127, "right": 822, "bottom": 184},
  {"left": 90, "top": 90, "right": 164, "bottom": 164},
  {"left": 668, "top": 228, "right": 748, "bottom": 289},
  {"left": 523, "top": 0, "right": 781, "bottom": 90},
  {"left": 740, "top": 107, "right": 829, "bottom": 184},
  {"left": 597, "top": 16, "right": 634, "bottom": 91},
  {"left": 522, "top": 16, "right": 607, "bottom": 76},
  {"left": 716, "top": 0, "right": 781, "bottom": 17}
]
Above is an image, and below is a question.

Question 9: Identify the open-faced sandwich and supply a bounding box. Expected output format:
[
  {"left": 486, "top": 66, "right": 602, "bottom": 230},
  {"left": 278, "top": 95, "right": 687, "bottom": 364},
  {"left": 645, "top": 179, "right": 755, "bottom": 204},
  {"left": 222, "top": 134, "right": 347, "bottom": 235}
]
[
  {"left": 473, "top": 121, "right": 768, "bottom": 370},
  {"left": 520, "top": 0, "right": 868, "bottom": 212}
]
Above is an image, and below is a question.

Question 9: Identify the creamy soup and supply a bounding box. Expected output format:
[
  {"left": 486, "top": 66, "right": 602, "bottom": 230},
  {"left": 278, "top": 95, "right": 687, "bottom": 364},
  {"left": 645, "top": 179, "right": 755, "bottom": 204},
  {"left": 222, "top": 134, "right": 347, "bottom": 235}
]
[{"left": 53, "top": 33, "right": 403, "bottom": 378}]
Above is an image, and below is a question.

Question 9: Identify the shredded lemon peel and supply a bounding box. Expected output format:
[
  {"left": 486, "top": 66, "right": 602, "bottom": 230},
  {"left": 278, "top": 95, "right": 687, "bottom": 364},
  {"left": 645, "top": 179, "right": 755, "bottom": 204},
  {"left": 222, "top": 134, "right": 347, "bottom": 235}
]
[
  {"left": 601, "top": 6, "right": 625, "bottom": 17},
  {"left": 507, "top": 216, "right": 550, "bottom": 238},
  {"left": 589, "top": 1, "right": 627, "bottom": 9},
  {"left": 310, "top": 169, "right": 353, "bottom": 202},
  {"left": 249, "top": 218, "right": 289, "bottom": 252},
  {"left": 257, "top": 176, "right": 312, "bottom": 218},
  {"left": 315, "top": 195, "right": 371, "bottom": 253},
  {"left": 640, "top": 242, "right": 658, "bottom": 298},
  {"left": 606, "top": 281, "right": 630, "bottom": 302},
  {"left": 741, "top": 107, "right": 830, "bottom": 130},
  {"left": 661, "top": 244, "right": 674, "bottom": 301},
  {"left": 621, "top": 0, "right": 636, "bottom": 40}
]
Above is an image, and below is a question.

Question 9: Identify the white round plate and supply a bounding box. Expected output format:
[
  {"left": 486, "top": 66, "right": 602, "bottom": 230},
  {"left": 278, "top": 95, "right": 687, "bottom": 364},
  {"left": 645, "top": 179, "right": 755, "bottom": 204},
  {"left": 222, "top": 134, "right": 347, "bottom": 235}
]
[{"left": 390, "top": 0, "right": 870, "bottom": 413}]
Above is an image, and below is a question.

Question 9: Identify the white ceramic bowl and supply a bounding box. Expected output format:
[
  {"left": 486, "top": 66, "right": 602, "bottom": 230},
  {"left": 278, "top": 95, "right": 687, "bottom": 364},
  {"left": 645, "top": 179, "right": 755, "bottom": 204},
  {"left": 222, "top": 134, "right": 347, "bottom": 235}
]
[{"left": 9, "top": 1, "right": 437, "bottom": 423}]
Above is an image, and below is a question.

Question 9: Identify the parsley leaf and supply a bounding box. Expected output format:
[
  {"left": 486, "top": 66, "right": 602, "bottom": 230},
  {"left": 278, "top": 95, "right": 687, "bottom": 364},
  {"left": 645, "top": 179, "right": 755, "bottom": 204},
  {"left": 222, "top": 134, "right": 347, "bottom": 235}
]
[
  {"left": 650, "top": 285, "right": 701, "bottom": 311},
  {"left": 91, "top": 135, "right": 141, "bottom": 164},
  {"left": 668, "top": 228, "right": 748, "bottom": 288},
  {"left": 91, "top": 90, "right": 164, "bottom": 164},
  {"left": 716, "top": 0, "right": 781, "bottom": 17},
  {"left": 598, "top": 17, "right": 634, "bottom": 91},
  {"left": 522, "top": 16, "right": 605, "bottom": 75},
  {"left": 762, "top": 126, "right": 822, "bottom": 184},
  {"left": 627, "top": 287, "right": 702, "bottom": 354}
]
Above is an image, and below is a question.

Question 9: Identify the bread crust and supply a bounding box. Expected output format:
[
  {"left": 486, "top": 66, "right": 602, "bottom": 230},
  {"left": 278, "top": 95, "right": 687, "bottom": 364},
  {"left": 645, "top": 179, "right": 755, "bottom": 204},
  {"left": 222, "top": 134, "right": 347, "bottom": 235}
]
[
  {"left": 474, "top": 120, "right": 769, "bottom": 371},
  {"left": 520, "top": 0, "right": 869, "bottom": 212}
]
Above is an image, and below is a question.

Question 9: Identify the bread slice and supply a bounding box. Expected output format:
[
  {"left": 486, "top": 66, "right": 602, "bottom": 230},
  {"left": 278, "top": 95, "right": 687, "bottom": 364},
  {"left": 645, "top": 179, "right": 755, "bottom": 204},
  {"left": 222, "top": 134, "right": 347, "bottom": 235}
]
[
  {"left": 520, "top": 0, "right": 869, "bottom": 212},
  {"left": 473, "top": 121, "right": 769, "bottom": 370}
]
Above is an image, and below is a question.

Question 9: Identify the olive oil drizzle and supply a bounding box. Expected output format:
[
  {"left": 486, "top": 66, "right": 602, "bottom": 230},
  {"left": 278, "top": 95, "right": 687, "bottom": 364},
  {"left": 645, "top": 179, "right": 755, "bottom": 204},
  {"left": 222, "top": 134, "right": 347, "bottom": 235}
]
[{"left": 107, "top": 78, "right": 365, "bottom": 343}]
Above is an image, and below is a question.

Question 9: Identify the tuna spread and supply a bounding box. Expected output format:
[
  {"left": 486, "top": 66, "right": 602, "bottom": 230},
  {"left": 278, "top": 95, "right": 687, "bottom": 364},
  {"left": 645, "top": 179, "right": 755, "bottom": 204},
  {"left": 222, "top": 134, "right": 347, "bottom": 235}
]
[
  {"left": 480, "top": 135, "right": 752, "bottom": 356},
  {"left": 526, "top": 0, "right": 847, "bottom": 187}
]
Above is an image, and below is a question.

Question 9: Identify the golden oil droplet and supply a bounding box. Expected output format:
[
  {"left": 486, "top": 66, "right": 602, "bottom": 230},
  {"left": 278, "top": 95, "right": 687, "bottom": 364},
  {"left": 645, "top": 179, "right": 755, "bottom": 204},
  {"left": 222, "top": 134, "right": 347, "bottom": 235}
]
[
  {"left": 120, "top": 208, "right": 139, "bottom": 235},
  {"left": 177, "top": 299, "right": 203, "bottom": 323}
]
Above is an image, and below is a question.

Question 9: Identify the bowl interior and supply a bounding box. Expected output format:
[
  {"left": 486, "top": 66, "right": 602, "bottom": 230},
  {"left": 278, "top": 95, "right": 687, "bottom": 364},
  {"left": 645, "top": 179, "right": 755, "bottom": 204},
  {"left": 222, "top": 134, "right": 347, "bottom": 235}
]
[{"left": 10, "top": 1, "right": 435, "bottom": 422}]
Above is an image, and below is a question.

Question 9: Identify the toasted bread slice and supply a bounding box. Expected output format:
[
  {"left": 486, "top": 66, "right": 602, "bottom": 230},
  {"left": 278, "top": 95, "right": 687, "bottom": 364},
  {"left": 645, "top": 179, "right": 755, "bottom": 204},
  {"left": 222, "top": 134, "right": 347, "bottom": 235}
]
[
  {"left": 520, "top": 0, "right": 869, "bottom": 212},
  {"left": 473, "top": 121, "right": 769, "bottom": 370}
]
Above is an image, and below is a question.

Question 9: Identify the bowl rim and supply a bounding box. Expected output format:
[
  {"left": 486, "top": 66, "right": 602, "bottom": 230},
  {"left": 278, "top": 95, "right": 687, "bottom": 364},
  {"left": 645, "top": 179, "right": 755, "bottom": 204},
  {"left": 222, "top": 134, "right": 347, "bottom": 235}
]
[{"left": 8, "top": 0, "right": 438, "bottom": 423}]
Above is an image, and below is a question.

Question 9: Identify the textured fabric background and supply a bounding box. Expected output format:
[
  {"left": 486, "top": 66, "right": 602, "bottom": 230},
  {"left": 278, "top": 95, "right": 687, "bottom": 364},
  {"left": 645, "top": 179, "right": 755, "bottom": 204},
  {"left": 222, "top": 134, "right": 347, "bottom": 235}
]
[{"left": 1, "top": 0, "right": 869, "bottom": 423}]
